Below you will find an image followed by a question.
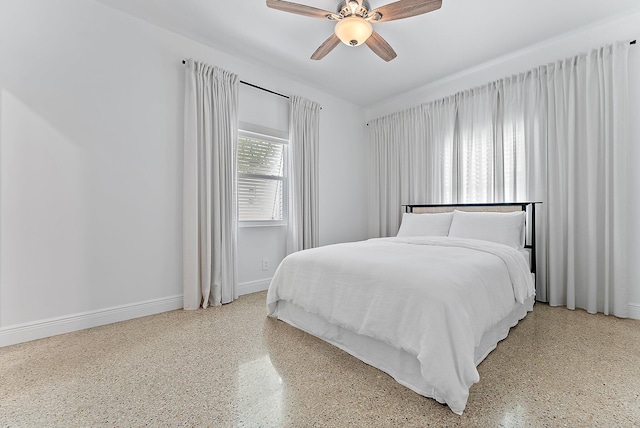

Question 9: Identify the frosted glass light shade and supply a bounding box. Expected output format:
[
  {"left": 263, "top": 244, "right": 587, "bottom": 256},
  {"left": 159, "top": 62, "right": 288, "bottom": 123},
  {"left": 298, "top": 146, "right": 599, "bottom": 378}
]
[{"left": 334, "top": 16, "right": 373, "bottom": 47}]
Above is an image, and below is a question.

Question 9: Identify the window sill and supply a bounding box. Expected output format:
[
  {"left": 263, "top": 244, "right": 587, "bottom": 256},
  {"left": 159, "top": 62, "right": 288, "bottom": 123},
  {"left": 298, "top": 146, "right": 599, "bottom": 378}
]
[{"left": 239, "top": 221, "right": 288, "bottom": 228}]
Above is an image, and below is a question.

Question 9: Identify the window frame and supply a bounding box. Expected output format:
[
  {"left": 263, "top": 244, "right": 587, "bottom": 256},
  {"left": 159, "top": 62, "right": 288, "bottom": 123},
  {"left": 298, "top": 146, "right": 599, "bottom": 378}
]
[{"left": 237, "top": 127, "right": 289, "bottom": 227}]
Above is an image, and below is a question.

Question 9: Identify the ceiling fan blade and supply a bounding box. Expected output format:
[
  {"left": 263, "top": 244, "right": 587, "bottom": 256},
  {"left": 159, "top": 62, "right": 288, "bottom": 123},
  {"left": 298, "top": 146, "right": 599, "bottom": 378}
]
[
  {"left": 266, "top": 0, "right": 338, "bottom": 20},
  {"left": 311, "top": 34, "right": 340, "bottom": 60},
  {"left": 369, "top": 0, "right": 442, "bottom": 23},
  {"left": 365, "top": 31, "right": 397, "bottom": 62}
]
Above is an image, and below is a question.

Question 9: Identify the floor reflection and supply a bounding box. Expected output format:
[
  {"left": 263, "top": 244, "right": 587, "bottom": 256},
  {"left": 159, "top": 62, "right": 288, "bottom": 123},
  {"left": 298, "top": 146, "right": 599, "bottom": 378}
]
[
  {"left": 500, "top": 404, "right": 527, "bottom": 427},
  {"left": 237, "top": 355, "right": 283, "bottom": 427}
]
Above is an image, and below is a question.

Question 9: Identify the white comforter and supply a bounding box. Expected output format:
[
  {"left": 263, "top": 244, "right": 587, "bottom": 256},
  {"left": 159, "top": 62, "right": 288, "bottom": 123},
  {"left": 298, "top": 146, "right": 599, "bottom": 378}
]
[{"left": 266, "top": 236, "right": 535, "bottom": 414}]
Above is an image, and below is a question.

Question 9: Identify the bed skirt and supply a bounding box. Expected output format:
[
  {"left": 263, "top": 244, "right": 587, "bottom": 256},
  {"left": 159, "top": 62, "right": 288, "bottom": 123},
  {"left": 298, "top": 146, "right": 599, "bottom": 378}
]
[{"left": 271, "top": 295, "right": 534, "bottom": 413}]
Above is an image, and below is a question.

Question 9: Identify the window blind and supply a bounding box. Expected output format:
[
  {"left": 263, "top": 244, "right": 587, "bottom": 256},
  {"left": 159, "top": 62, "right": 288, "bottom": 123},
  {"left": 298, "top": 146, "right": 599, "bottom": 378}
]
[{"left": 237, "top": 135, "right": 286, "bottom": 222}]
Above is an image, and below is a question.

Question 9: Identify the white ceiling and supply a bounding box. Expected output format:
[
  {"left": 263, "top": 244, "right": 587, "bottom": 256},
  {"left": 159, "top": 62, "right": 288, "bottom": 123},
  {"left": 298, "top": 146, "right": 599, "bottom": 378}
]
[{"left": 95, "top": 0, "right": 640, "bottom": 106}]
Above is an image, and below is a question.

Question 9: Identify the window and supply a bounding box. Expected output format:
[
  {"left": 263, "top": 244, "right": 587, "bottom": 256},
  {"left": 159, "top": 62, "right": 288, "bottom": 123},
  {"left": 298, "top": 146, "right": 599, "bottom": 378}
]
[
  {"left": 459, "top": 129, "right": 495, "bottom": 203},
  {"left": 237, "top": 130, "right": 287, "bottom": 224},
  {"left": 455, "top": 91, "right": 527, "bottom": 203},
  {"left": 502, "top": 118, "right": 526, "bottom": 201},
  {"left": 457, "top": 93, "right": 496, "bottom": 203}
]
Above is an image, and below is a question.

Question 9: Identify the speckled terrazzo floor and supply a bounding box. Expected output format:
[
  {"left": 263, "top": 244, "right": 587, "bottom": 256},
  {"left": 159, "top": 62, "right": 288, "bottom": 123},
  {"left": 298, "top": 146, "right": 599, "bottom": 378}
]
[{"left": 1, "top": 292, "right": 639, "bottom": 427}]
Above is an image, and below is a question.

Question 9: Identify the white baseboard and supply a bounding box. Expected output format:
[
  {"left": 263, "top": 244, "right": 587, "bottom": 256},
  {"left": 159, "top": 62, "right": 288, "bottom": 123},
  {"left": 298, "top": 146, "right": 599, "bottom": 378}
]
[
  {"left": 3, "top": 291, "right": 634, "bottom": 347},
  {"left": 628, "top": 303, "right": 640, "bottom": 320},
  {"left": 0, "top": 295, "right": 183, "bottom": 348},
  {"left": 237, "top": 278, "right": 272, "bottom": 296}
]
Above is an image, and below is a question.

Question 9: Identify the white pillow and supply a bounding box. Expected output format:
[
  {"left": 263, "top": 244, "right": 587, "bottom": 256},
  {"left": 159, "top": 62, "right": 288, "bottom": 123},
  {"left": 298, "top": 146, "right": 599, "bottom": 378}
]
[
  {"left": 397, "top": 212, "right": 453, "bottom": 237},
  {"left": 448, "top": 210, "right": 525, "bottom": 249}
]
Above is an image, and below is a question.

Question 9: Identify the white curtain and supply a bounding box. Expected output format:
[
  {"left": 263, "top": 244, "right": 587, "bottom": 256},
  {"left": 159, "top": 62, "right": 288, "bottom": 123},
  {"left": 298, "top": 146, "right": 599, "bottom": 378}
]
[
  {"left": 368, "top": 100, "right": 457, "bottom": 238},
  {"left": 287, "top": 95, "right": 321, "bottom": 253},
  {"left": 539, "top": 43, "right": 629, "bottom": 316},
  {"left": 369, "top": 109, "right": 421, "bottom": 238},
  {"left": 502, "top": 72, "right": 548, "bottom": 302},
  {"left": 367, "top": 42, "right": 630, "bottom": 316},
  {"left": 183, "top": 59, "right": 239, "bottom": 309},
  {"left": 367, "top": 87, "right": 526, "bottom": 238}
]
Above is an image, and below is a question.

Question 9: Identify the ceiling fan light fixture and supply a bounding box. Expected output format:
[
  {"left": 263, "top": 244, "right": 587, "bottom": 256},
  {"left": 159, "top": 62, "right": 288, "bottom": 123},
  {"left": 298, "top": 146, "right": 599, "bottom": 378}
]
[{"left": 334, "top": 16, "right": 373, "bottom": 47}]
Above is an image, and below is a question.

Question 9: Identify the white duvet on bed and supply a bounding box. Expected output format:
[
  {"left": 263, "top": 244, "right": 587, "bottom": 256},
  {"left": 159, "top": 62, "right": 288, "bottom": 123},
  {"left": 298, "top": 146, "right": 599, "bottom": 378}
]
[{"left": 266, "top": 236, "right": 535, "bottom": 414}]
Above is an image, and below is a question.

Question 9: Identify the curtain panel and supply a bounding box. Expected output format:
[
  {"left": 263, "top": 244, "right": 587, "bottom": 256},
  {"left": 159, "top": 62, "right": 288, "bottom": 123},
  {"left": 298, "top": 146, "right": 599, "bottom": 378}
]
[
  {"left": 539, "top": 43, "right": 629, "bottom": 316},
  {"left": 287, "top": 95, "right": 321, "bottom": 254},
  {"left": 367, "top": 42, "right": 630, "bottom": 315},
  {"left": 183, "top": 59, "right": 239, "bottom": 309}
]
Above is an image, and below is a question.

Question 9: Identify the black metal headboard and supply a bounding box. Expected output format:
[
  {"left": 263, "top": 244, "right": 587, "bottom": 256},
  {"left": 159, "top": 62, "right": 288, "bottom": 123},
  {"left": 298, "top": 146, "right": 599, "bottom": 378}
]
[{"left": 402, "top": 202, "right": 541, "bottom": 274}]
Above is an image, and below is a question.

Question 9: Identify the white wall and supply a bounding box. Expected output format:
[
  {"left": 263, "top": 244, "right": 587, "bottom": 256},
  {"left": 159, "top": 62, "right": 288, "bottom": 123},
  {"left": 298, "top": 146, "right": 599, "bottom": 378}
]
[
  {"left": 365, "top": 11, "right": 640, "bottom": 318},
  {"left": 0, "top": 0, "right": 368, "bottom": 346}
]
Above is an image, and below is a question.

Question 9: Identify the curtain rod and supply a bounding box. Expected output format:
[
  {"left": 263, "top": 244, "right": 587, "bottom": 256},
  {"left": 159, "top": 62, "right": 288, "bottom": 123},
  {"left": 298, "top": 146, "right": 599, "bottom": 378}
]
[
  {"left": 182, "top": 59, "right": 288, "bottom": 99},
  {"left": 240, "top": 80, "right": 289, "bottom": 99}
]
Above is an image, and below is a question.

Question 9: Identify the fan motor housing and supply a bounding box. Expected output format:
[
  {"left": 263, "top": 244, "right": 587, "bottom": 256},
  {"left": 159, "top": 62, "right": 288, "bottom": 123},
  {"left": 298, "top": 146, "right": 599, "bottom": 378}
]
[{"left": 338, "top": 0, "right": 371, "bottom": 18}]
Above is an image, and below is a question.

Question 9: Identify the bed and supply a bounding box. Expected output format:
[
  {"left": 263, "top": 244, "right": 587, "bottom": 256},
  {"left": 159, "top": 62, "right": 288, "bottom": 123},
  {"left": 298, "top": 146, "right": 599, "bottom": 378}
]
[{"left": 266, "top": 203, "right": 538, "bottom": 414}]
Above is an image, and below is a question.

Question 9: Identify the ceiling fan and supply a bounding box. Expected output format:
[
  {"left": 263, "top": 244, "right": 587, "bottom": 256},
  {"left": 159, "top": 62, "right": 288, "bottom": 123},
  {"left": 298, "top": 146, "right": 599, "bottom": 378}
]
[{"left": 266, "top": 0, "right": 442, "bottom": 62}]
